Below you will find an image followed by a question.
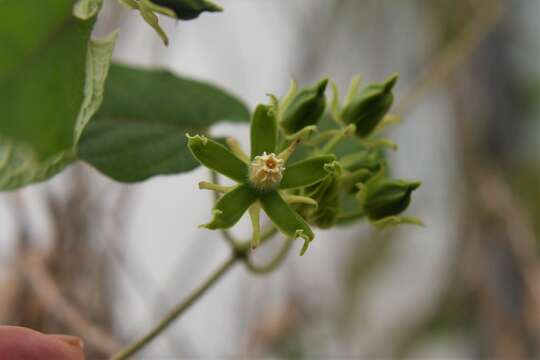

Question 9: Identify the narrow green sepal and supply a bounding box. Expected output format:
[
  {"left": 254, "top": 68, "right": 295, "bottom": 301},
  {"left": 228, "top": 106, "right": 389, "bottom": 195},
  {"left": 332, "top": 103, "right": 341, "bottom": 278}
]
[
  {"left": 299, "top": 238, "right": 310, "bottom": 256},
  {"left": 363, "top": 179, "right": 421, "bottom": 220},
  {"left": 200, "top": 183, "right": 258, "bottom": 229},
  {"left": 250, "top": 104, "right": 278, "bottom": 158},
  {"left": 186, "top": 134, "right": 248, "bottom": 182},
  {"left": 279, "top": 155, "right": 336, "bottom": 189},
  {"left": 341, "top": 73, "right": 398, "bottom": 138},
  {"left": 139, "top": 1, "right": 169, "bottom": 45},
  {"left": 149, "top": 0, "right": 222, "bottom": 20},
  {"left": 281, "top": 79, "right": 328, "bottom": 134},
  {"left": 279, "top": 77, "right": 298, "bottom": 118},
  {"left": 285, "top": 125, "right": 318, "bottom": 142},
  {"left": 260, "top": 191, "right": 314, "bottom": 242}
]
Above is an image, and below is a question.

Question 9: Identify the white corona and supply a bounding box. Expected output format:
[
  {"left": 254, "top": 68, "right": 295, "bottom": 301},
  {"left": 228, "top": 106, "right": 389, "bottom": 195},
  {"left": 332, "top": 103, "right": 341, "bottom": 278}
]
[{"left": 249, "top": 152, "right": 285, "bottom": 190}]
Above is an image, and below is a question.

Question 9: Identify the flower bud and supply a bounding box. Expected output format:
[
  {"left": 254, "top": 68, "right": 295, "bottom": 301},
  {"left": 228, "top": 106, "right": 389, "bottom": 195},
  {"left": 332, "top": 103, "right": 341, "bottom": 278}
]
[
  {"left": 341, "top": 74, "right": 397, "bottom": 138},
  {"left": 281, "top": 79, "right": 328, "bottom": 134},
  {"left": 303, "top": 162, "right": 341, "bottom": 228},
  {"left": 363, "top": 179, "right": 420, "bottom": 220},
  {"left": 150, "top": 0, "right": 222, "bottom": 20}
]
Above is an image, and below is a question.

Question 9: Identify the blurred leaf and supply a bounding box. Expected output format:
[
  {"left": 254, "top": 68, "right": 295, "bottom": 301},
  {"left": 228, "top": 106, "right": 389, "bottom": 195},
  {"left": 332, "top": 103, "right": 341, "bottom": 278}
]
[
  {"left": 0, "top": 25, "right": 116, "bottom": 191},
  {"left": 75, "top": 31, "right": 118, "bottom": 143},
  {"left": 74, "top": 0, "right": 103, "bottom": 20},
  {"left": 0, "top": 0, "right": 95, "bottom": 159},
  {"left": 0, "top": 138, "right": 75, "bottom": 191},
  {"left": 78, "top": 64, "right": 250, "bottom": 182}
]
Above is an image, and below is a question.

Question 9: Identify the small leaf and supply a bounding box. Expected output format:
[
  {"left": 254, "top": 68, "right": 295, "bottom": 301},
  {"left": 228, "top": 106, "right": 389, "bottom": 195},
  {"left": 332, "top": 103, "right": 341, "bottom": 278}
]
[
  {"left": 279, "top": 155, "right": 336, "bottom": 189},
  {"left": 78, "top": 64, "right": 250, "bottom": 182},
  {"left": 0, "top": 0, "right": 96, "bottom": 159},
  {"left": 259, "top": 191, "right": 314, "bottom": 242},
  {"left": 250, "top": 104, "right": 277, "bottom": 158},
  {"left": 201, "top": 183, "right": 258, "bottom": 229},
  {"left": 187, "top": 135, "right": 248, "bottom": 183}
]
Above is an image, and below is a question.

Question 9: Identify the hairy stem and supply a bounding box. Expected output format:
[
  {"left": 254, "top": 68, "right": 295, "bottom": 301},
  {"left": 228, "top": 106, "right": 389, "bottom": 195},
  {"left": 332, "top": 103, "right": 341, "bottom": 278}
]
[{"left": 111, "top": 255, "right": 238, "bottom": 360}]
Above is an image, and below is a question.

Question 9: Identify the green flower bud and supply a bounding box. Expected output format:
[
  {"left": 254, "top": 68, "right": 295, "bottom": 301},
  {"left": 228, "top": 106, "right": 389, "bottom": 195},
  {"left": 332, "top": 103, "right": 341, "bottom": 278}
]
[
  {"left": 150, "top": 0, "right": 222, "bottom": 20},
  {"left": 363, "top": 179, "right": 420, "bottom": 220},
  {"left": 281, "top": 79, "right": 328, "bottom": 134},
  {"left": 342, "top": 74, "right": 398, "bottom": 138},
  {"left": 303, "top": 162, "right": 342, "bottom": 228}
]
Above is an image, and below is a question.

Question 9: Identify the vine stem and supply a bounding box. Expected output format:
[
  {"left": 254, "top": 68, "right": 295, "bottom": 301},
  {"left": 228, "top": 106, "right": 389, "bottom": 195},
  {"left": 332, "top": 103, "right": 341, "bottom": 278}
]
[
  {"left": 111, "top": 255, "right": 238, "bottom": 360},
  {"left": 243, "top": 237, "right": 294, "bottom": 275}
]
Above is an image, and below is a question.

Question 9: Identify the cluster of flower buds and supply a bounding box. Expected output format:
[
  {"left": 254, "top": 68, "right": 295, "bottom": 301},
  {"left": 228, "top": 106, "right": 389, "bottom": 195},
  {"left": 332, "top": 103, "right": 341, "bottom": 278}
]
[
  {"left": 187, "top": 74, "right": 422, "bottom": 255},
  {"left": 119, "top": 0, "right": 222, "bottom": 45}
]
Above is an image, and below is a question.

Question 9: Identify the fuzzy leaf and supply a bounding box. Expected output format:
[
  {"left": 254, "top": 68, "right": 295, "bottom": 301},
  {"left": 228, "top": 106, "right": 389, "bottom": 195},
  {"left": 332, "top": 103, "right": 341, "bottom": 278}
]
[
  {"left": 78, "top": 64, "right": 250, "bottom": 182},
  {"left": 0, "top": 30, "right": 117, "bottom": 191},
  {"left": 74, "top": 0, "right": 103, "bottom": 19},
  {"left": 0, "top": 0, "right": 95, "bottom": 159},
  {"left": 0, "top": 139, "right": 75, "bottom": 191}
]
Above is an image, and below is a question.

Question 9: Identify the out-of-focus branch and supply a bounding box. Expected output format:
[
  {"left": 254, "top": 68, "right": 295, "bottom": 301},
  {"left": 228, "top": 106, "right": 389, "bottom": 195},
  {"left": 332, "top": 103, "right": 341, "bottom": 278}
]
[
  {"left": 19, "top": 250, "right": 120, "bottom": 355},
  {"left": 111, "top": 254, "right": 238, "bottom": 360},
  {"left": 395, "top": 0, "right": 504, "bottom": 115}
]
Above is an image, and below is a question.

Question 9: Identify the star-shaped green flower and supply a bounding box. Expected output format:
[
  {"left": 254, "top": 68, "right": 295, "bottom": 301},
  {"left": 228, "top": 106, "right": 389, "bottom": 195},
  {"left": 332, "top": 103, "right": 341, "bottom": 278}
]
[{"left": 187, "top": 104, "right": 336, "bottom": 253}]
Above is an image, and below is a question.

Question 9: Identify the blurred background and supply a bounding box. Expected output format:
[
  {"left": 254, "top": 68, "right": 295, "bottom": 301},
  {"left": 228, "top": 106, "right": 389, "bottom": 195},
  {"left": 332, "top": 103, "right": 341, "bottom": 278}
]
[{"left": 3, "top": 0, "right": 540, "bottom": 358}]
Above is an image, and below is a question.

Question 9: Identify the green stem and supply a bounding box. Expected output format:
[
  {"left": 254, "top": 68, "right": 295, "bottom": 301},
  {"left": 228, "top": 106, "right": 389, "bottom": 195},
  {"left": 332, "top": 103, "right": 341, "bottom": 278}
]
[
  {"left": 243, "top": 237, "right": 294, "bottom": 275},
  {"left": 111, "top": 255, "right": 238, "bottom": 360}
]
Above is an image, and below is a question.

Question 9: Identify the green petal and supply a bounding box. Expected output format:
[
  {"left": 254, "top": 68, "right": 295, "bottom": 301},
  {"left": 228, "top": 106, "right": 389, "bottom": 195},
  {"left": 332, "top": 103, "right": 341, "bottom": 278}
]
[
  {"left": 201, "top": 183, "right": 258, "bottom": 229},
  {"left": 250, "top": 104, "right": 277, "bottom": 158},
  {"left": 279, "top": 155, "right": 336, "bottom": 189},
  {"left": 187, "top": 134, "right": 248, "bottom": 182},
  {"left": 260, "top": 191, "right": 314, "bottom": 242}
]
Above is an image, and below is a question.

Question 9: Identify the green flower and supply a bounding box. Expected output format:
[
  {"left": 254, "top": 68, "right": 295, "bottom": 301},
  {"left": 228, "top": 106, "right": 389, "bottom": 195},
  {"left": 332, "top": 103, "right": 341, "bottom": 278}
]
[{"left": 187, "top": 104, "right": 335, "bottom": 254}]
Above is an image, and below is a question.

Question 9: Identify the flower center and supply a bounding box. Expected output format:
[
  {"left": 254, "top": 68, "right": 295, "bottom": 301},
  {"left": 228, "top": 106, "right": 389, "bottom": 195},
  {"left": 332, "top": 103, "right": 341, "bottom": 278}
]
[{"left": 249, "top": 152, "right": 285, "bottom": 190}]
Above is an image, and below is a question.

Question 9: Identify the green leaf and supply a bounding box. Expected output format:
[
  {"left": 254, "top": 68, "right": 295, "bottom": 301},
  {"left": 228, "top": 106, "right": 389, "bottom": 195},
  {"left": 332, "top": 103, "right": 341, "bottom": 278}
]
[
  {"left": 75, "top": 31, "right": 119, "bottom": 143},
  {"left": 0, "top": 138, "right": 75, "bottom": 191},
  {"left": 0, "top": 30, "right": 117, "bottom": 191},
  {"left": 250, "top": 104, "right": 277, "bottom": 158},
  {"left": 78, "top": 64, "right": 250, "bottom": 182},
  {"left": 74, "top": 0, "right": 104, "bottom": 20},
  {"left": 260, "top": 191, "right": 314, "bottom": 242},
  {"left": 279, "top": 155, "right": 336, "bottom": 189},
  {"left": 201, "top": 183, "right": 258, "bottom": 229},
  {"left": 0, "top": 0, "right": 96, "bottom": 159},
  {"left": 187, "top": 135, "right": 247, "bottom": 183}
]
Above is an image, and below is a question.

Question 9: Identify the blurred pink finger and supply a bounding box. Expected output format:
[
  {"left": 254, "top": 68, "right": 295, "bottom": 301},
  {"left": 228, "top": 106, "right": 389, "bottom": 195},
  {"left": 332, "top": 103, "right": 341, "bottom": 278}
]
[{"left": 0, "top": 326, "right": 85, "bottom": 360}]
